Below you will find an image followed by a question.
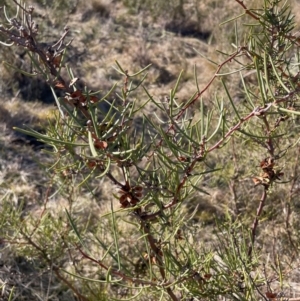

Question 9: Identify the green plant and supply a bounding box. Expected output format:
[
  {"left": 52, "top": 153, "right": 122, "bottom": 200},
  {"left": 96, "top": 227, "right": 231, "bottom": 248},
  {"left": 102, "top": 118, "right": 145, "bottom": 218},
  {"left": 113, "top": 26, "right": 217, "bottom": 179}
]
[{"left": 1, "top": 0, "right": 300, "bottom": 300}]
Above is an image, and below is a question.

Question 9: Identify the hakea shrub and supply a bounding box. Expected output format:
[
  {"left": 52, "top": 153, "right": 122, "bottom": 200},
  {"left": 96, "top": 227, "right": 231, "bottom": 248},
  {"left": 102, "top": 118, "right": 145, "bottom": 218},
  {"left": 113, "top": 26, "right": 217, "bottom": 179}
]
[{"left": 1, "top": 0, "right": 300, "bottom": 300}]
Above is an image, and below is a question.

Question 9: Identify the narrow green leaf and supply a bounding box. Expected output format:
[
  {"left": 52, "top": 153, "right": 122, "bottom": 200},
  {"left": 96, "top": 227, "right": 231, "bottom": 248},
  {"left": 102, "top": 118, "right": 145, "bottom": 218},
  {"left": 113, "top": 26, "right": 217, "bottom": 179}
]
[
  {"left": 222, "top": 78, "right": 240, "bottom": 120},
  {"left": 193, "top": 48, "right": 218, "bottom": 66},
  {"left": 194, "top": 64, "right": 200, "bottom": 92},
  {"left": 128, "top": 72, "right": 148, "bottom": 92},
  {"left": 200, "top": 98, "right": 204, "bottom": 138},
  {"left": 3, "top": 61, "right": 37, "bottom": 77},
  {"left": 61, "top": 268, "right": 121, "bottom": 283},
  {"left": 110, "top": 202, "right": 120, "bottom": 270},
  {"left": 56, "top": 48, "right": 67, "bottom": 77},
  {"left": 77, "top": 167, "right": 96, "bottom": 187},
  {"left": 130, "top": 63, "right": 152, "bottom": 77},
  {"left": 254, "top": 56, "right": 267, "bottom": 105},
  {"left": 27, "top": 51, "right": 48, "bottom": 80},
  {"left": 274, "top": 105, "right": 300, "bottom": 116},
  {"left": 113, "top": 60, "right": 126, "bottom": 75},
  {"left": 13, "top": 127, "right": 87, "bottom": 146},
  {"left": 171, "top": 70, "right": 183, "bottom": 99},
  {"left": 269, "top": 54, "right": 290, "bottom": 93},
  {"left": 205, "top": 108, "right": 214, "bottom": 137},
  {"left": 65, "top": 209, "right": 85, "bottom": 247},
  {"left": 219, "top": 12, "right": 246, "bottom": 26},
  {"left": 240, "top": 71, "right": 255, "bottom": 108},
  {"left": 206, "top": 103, "right": 224, "bottom": 142},
  {"left": 50, "top": 85, "right": 65, "bottom": 118},
  {"left": 216, "top": 66, "right": 247, "bottom": 76},
  {"left": 263, "top": 52, "right": 275, "bottom": 100},
  {"left": 88, "top": 131, "right": 98, "bottom": 157},
  {"left": 238, "top": 129, "right": 285, "bottom": 139}
]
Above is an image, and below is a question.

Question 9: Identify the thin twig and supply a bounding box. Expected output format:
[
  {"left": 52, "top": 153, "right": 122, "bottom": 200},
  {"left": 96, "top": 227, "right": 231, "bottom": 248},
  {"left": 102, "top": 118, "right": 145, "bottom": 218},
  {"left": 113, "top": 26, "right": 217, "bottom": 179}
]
[
  {"left": 176, "top": 48, "right": 245, "bottom": 120},
  {"left": 78, "top": 247, "right": 166, "bottom": 287},
  {"left": 234, "top": 0, "right": 260, "bottom": 20},
  {"left": 12, "top": 0, "right": 31, "bottom": 13},
  {"left": 261, "top": 115, "right": 274, "bottom": 157},
  {"left": 248, "top": 188, "right": 267, "bottom": 258},
  {"left": 140, "top": 221, "right": 179, "bottom": 301},
  {"left": 20, "top": 231, "right": 88, "bottom": 301}
]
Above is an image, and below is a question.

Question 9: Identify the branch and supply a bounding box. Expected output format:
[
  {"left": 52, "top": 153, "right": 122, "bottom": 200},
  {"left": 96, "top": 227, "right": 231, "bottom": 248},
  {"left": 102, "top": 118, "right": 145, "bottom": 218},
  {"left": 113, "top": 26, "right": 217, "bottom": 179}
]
[
  {"left": 247, "top": 188, "right": 267, "bottom": 258},
  {"left": 176, "top": 48, "right": 245, "bottom": 120},
  {"left": 234, "top": 0, "right": 260, "bottom": 20}
]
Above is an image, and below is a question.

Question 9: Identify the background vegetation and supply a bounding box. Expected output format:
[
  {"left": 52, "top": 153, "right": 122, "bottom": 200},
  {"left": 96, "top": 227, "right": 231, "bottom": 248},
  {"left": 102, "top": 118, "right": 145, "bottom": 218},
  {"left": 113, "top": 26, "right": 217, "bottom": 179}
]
[{"left": 1, "top": 0, "right": 300, "bottom": 300}]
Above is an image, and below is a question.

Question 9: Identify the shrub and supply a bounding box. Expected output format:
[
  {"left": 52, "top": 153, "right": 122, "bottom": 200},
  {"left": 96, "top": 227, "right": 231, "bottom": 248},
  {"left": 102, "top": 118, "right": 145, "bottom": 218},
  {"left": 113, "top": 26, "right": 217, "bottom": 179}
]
[{"left": 1, "top": 0, "right": 300, "bottom": 300}]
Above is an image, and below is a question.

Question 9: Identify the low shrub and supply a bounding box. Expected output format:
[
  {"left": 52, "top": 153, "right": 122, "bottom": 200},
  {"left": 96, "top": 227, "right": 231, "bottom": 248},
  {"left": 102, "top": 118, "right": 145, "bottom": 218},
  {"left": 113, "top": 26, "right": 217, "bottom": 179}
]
[{"left": 1, "top": 0, "right": 300, "bottom": 300}]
